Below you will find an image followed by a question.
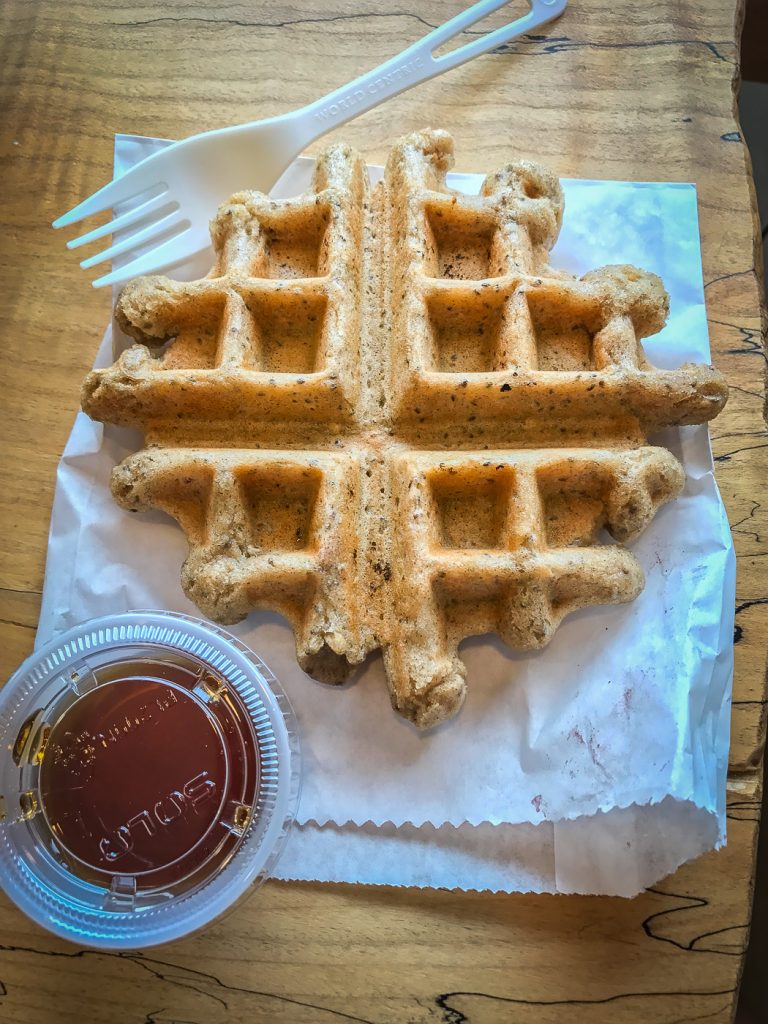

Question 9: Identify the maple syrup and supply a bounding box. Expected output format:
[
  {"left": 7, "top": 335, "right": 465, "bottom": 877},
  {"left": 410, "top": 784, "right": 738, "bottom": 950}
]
[{"left": 39, "top": 657, "right": 259, "bottom": 893}]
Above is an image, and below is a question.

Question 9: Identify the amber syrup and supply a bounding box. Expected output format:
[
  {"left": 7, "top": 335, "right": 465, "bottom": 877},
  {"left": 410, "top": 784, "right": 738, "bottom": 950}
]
[{"left": 36, "top": 655, "right": 260, "bottom": 897}]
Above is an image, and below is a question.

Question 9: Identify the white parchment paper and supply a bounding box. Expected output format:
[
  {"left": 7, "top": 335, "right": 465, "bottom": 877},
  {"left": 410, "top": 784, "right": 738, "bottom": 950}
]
[{"left": 36, "top": 135, "right": 735, "bottom": 895}]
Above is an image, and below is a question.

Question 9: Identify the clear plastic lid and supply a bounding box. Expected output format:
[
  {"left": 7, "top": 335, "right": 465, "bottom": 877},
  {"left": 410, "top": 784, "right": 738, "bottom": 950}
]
[{"left": 0, "top": 611, "right": 300, "bottom": 949}]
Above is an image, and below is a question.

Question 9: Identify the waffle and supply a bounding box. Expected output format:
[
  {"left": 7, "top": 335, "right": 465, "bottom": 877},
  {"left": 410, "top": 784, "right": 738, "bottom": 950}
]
[{"left": 82, "top": 129, "right": 728, "bottom": 728}]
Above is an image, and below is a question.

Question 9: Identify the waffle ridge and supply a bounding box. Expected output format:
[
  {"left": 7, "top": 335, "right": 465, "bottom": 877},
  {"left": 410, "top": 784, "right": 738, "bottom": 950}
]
[{"left": 82, "top": 129, "right": 728, "bottom": 727}]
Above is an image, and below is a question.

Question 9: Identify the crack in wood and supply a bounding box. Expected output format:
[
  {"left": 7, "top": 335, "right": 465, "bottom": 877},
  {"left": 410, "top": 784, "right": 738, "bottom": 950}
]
[
  {"left": 712, "top": 429, "right": 768, "bottom": 440},
  {"left": 114, "top": 11, "right": 440, "bottom": 31},
  {"left": 642, "top": 888, "right": 747, "bottom": 956},
  {"left": 704, "top": 269, "right": 756, "bottom": 289},
  {"left": 108, "top": 11, "right": 735, "bottom": 66},
  {"left": 0, "top": 617, "right": 35, "bottom": 631},
  {"left": 733, "top": 596, "right": 768, "bottom": 642},
  {"left": 496, "top": 35, "right": 733, "bottom": 61},
  {"left": 435, "top": 986, "right": 737, "bottom": 1024},
  {"left": 707, "top": 316, "right": 767, "bottom": 359},
  {"left": 0, "top": 586, "right": 42, "bottom": 598},
  {"left": 663, "top": 1002, "right": 737, "bottom": 1024},
  {"left": 0, "top": 943, "right": 377, "bottom": 1024},
  {"left": 729, "top": 497, "right": 765, "bottom": 548},
  {"left": 714, "top": 442, "right": 768, "bottom": 463},
  {"left": 123, "top": 951, "right": 379, "bottom": 1023},
  {"left": 144, "top": 1011, "right": 202, "bottom": 1024},
  {"left": 725, "top": 797, "right": 762, "bottom": 823},
  {"left": 125, "top": 955, "right": 228, "bottom": 1011},
  {"left": 728, "top": 384, "right": 763, "bottom": 399},
  {"left": 735, "top": 597, "right": 768, "bottom": 615}
]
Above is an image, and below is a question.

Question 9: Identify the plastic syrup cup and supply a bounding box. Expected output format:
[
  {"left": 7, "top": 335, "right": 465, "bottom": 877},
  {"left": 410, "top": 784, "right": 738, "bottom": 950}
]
[{"left": 0, "top": 610, "right": 300, "bottom": 949}]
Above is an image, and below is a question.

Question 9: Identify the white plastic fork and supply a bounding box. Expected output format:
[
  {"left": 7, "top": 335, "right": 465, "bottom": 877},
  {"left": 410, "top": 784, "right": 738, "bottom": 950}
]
[{"left": 53, "top": 0, "right": 567, "bottom": 288}]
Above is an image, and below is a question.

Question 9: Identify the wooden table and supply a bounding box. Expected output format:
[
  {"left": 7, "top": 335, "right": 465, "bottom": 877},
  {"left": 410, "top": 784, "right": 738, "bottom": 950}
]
[{"left": 1, "top": 2, "right": 765, "bottom": 1021}]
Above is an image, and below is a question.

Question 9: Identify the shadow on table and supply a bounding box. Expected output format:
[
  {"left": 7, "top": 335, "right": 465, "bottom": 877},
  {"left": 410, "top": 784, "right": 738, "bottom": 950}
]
[{"left": 734, "top": 14, "right": 768, "bottom": 1016}]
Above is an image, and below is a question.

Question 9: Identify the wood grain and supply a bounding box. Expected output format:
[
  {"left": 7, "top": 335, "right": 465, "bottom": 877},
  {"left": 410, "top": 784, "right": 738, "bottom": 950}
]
[{"left": 0, "top": 2, "right": 765, "bottom": 1022}]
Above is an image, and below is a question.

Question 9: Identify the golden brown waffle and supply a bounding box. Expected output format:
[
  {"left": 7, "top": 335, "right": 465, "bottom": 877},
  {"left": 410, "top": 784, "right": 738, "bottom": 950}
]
[{"left": 82, "top": 129, "right": 727, "bottom": 728}]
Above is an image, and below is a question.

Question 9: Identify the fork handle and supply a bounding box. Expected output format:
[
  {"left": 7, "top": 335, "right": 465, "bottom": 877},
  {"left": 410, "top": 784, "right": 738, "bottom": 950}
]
[{"left": 290, "top": 0, "right": 566, "bottom": 142}]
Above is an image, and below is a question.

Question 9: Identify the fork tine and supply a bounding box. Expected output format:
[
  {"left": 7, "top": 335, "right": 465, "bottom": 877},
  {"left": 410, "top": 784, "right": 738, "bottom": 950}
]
[
  {"left": 79, "top": 211, "right": 187, "bottom": 270},
  {"left": 53, "top": 177, "right": 133, "bottom": 230},
  {"left": 66, "top": 192, "right": 173, "bottom": 250},
  {"left": 91, "top": 228, "right": 196, "bottom": 289},
  {"left": 52, "top": 174, "right": 164, "bottom": 230}
]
